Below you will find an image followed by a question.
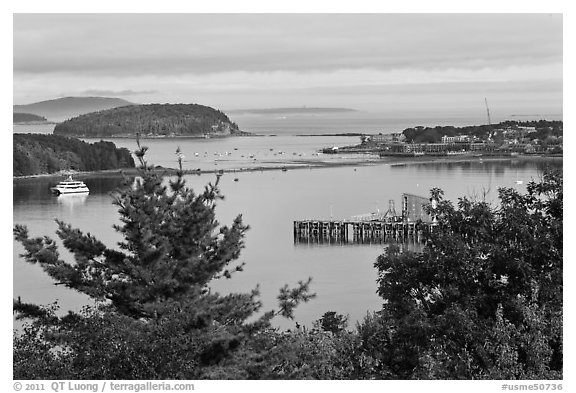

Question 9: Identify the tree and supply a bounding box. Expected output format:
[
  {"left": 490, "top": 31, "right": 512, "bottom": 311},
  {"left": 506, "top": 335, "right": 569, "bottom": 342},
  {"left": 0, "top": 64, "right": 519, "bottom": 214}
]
[
  {"left": 13, "top": 133, "right": 134, "bottom": 176},
  {"left": 13, "top": 140, "right": 315, "bottom": 379},
  {"left": 315, "top": 311, "right": 349, "bottom": 334},
  {"left": 360, "top": 170, "right": 562, "bottom": 379}
]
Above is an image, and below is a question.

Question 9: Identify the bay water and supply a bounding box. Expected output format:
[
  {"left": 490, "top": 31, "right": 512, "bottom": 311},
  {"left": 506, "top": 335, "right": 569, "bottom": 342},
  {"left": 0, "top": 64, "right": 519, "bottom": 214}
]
[{"left": 13, "top": 120, "right": 562, "bottom": 329}]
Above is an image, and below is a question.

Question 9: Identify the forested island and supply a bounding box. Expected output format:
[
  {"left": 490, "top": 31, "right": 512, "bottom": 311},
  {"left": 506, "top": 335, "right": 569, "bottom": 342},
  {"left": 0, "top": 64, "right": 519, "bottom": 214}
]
[
  {"left": 13, "top": 133, "right": 135, "bottom": 176},
  {"left": 53, "top": 103, "right": 247, "bottom": 138},
  {"left": 13, "top": 113, "right": 49, "bottom": 124}
]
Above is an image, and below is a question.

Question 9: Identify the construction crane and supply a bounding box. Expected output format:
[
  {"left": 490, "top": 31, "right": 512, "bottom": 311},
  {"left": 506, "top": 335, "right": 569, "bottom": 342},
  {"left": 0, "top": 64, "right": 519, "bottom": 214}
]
[{"left": 484, "top": 97, "right": 492, "bottom": 125}]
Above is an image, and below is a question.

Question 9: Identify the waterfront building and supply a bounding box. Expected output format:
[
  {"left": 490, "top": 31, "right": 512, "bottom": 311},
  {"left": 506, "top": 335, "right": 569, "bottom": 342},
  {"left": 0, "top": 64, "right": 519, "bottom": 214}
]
[
  {"left": 369, "top": 133, "right": 406, "bottom": 144},
  {"left": 441, "top": 135, "right": 471, "bottom": 144},
  {"left": 402, "top": 193, "right": 433, "bottom": 222},
  {"left": 470, "top": 142, "right": 489, "bottom": 151}
]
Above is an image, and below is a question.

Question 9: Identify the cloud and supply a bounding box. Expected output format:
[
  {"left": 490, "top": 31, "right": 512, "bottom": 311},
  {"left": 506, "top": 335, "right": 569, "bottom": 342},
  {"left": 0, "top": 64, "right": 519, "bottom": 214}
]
[
  {"left": 80, "top": 89, "right": 157, "bottom": 97},
  {"left": 13, "top": 14, "right": 562, "bottom": 77},
  {"left": 12, "top": 14, "right": 563, "bottom": 113}
]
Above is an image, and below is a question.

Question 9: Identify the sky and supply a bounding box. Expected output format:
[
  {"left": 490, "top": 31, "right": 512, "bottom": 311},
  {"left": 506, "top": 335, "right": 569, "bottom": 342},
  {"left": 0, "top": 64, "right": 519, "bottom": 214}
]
[{"left": 13, "top": 13, "right": 563, "bottom": 118}]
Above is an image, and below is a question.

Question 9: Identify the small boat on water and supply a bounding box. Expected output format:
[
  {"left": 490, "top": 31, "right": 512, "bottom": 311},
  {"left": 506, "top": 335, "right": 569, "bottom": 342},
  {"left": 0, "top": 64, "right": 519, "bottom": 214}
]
[{"left": 50, "top": 176, "right": 89, "bottom": 195}]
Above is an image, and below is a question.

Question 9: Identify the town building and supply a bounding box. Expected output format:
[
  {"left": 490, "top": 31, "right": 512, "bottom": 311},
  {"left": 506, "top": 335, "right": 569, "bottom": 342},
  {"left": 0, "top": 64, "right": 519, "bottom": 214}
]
[
  {"left": 369, "top": 133, "right": 406, "bottom": 144},
  {"left": 441, "top": 135, "right": 471, "bottom": 144},
  {"left": 402, "top": 193, "right": 433, "bottom": 222}
]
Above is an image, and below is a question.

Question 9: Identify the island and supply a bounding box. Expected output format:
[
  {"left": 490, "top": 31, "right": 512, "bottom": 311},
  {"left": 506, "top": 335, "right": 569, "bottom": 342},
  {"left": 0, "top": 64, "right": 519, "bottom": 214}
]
[
  {"left": 13, "top": 112, "right": 51, "bottom": 124},
  {"left": 13, "top": 134, "right": 135, "bottom": 177},
  {"left": 14, "top": 96, "right": 134, "bottom": 123},
  {"left": 53, "top": 103, "right": 250, "bottom": 138},
  {"left": 324, "top": 120, "right": 563, "bottom": 157}
]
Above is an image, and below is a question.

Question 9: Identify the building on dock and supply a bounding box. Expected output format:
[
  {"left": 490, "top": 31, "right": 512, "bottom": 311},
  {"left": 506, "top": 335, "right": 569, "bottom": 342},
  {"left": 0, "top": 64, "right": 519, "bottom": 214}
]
[{"left": 402, "top": 193, "right": 433, "bottom": 222}]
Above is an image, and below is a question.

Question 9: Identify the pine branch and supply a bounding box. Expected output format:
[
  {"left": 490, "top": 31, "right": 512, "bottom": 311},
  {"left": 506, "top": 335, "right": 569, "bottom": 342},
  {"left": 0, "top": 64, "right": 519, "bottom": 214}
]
[{"left": 276, "top": 278, "right": 317, "bottom": 320}]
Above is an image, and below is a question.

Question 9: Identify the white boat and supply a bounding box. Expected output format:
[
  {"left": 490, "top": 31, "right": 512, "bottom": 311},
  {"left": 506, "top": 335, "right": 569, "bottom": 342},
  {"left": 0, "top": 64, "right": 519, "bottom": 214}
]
[{"left": 50, "top": 176, "right": 89, "bottom": 195}]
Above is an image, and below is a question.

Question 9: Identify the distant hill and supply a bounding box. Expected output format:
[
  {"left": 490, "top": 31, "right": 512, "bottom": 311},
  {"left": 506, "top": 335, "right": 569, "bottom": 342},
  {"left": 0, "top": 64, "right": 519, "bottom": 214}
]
[
  {"left": 13, "top": 113, "right": 48, "bottom": 124},
  {"left": 13, "top": 97, "right": 134, "bottom": 122},
  {"left": 228, "top": 107, "right": 358, "bottom": 115},
  {"left": 13, "top": 133, "right": 135, "bottom": 177},
  {"left": 53, "top": 104, "right": 245, "bottom": 138}
]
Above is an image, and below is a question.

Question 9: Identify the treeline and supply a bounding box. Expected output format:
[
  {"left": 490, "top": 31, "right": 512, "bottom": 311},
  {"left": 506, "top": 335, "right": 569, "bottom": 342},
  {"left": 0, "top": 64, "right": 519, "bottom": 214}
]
[
  {"left": 402, "top": 120, "right": 563, "bottom": 143},
  {"left": 53, "top": 103, "right": 241, "bottom": 137},
  {"left": 13, "top": 133, "right": 135, "bottom": 176},
  {"left": 13, "top": 113, "right": 47, "bottom": 123},
  {"left": 13, "top": 146, "right": 562, "bottom": 380}
]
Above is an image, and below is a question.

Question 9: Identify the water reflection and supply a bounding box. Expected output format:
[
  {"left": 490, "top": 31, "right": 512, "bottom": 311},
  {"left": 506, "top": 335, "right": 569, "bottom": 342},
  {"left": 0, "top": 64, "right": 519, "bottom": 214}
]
[
  {"left": 82, "top": 176, "right": 136, "bottom": 195},
  {"left": 390, "top": 157, "right": 562, "bottom": 176},
  {"left": 13, "top": 155, "right": 561, "bottom": 329},
  {"left": 13, "top": 175, "right": 135, "bottom": 204},
  {"left": 294, "top": 235, "right": 424, "bottom": 252},
  {"left": 56, "top": 193, "right": 88, "bottom": 211},
  {"left": 13, "top": 178, "right": 55, "bottom": 204}
]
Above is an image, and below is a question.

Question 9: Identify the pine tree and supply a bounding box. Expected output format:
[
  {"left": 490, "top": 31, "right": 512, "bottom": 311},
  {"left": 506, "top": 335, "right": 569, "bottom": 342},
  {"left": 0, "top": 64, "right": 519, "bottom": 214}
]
[{"left": 13, "top": 139, "right": 315, "bottom": 379}]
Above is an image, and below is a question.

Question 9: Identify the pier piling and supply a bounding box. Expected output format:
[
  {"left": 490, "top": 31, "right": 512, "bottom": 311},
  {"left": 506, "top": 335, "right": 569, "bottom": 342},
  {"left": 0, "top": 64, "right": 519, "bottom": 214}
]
[{"left": 293, "top": 219, "right": 429, "bottom": 245}]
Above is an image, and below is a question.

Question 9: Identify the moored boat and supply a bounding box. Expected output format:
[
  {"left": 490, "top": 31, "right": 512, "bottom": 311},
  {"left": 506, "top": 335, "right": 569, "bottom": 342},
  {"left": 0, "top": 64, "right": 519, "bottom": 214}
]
[{"left": 50, "top": 176, "right": 89, "bottom": 195}]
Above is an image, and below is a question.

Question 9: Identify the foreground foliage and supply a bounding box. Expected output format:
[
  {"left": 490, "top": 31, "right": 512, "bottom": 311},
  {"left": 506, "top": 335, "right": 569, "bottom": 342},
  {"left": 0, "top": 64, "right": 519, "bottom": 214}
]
[
  {"left": 14, "top": 152, "right": 562, "bottom": 379},
  {"left": 13, "top": 143, "right": 314, "bottom": 379},
  {"left": 364, "top": 170, "right": 562, "bottom": 379}
]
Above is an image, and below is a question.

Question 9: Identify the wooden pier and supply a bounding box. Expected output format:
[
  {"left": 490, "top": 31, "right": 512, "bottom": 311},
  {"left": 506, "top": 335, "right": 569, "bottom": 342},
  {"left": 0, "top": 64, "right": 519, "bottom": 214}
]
[
  {"left": 294, "top": 193, "right": 437, "bottom": 245},
  {"left": 293, "top": 219, "right": 430, "bottom": 244}
]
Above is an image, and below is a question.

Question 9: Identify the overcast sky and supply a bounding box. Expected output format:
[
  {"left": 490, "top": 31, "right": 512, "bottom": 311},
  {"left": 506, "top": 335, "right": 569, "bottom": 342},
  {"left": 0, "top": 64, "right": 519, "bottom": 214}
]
[{"left": 13, "top": 13, "right": 562, "bottom": 117}]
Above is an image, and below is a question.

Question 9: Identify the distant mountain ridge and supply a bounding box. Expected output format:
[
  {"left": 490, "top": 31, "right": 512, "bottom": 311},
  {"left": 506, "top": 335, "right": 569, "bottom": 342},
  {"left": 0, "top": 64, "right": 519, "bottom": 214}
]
[
  {"left": 13, "top": 97, "right": 134, "bottom": 122},
  {"left": 53, "top": 103, "right": 244, "bottom": 138}
]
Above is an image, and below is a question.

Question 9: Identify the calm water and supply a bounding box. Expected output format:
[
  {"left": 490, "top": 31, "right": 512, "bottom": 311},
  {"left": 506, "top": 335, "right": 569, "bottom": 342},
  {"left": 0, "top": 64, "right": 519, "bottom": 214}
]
[
  {"left": 87, "top": 134, "right": 378, "bottom": 171},
  {"left": 229, "top": 111, "right": 497, "bottom": 135},
  {"left": 13, "top": 134, "right": 562, "bottom": 329},
  {"left": 13, "top": 123, "right": 56, "bottom": 134}
]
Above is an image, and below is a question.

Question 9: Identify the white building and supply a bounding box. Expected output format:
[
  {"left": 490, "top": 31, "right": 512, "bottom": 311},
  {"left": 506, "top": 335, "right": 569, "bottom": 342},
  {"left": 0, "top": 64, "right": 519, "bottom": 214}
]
[
  {"left": 369, "top": 133, "right": 406, "bottom": 144},
  {"left": 441, "top": 135, "right": 470, "bottom": 143}
]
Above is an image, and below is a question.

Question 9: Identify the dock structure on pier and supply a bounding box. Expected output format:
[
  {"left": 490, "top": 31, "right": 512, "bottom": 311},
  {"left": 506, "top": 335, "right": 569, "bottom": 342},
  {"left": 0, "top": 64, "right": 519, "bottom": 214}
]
[
  {"left": 294, "top": 193, "right": 435, "bottom": 244},
  {"left": 293, "top": 219, "right": 427, "bottom": 244}
]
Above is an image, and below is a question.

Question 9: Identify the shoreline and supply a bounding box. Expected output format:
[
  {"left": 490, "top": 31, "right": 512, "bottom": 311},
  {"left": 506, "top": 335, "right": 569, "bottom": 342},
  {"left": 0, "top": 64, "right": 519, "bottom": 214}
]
[
  {"left": 74, "top": 133, "right": 363, "bottom": 139},
  {"left": 61, "top": 132, "right": 257, "bottom": 140},
  {"left": 14, "top": 121, "right": 58, "bottom": 126},
  {"left": 13, "top": 154, "right": 562, "bottom": 182}
]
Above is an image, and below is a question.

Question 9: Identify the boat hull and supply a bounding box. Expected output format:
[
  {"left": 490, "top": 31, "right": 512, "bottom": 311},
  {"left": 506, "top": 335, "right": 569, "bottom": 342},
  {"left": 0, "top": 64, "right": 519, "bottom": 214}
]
[{"left": 50, "top": 187, "right": 90, "bottom": 195}]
